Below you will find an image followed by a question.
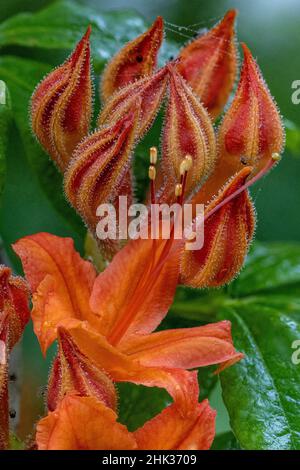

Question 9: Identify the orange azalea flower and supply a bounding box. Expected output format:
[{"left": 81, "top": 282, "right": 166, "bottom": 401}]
[
  {"left": 13, "top": 233, "right": 242, "bottom": 416},
  {"left": 30, "top": 10, "right": 284, "bottom": 284},
  {"left": 36, "top": 393, "right": 216, "bottom": 450},
  {"left": 0, "top": 266, "right": 30, "bottom": 449}
]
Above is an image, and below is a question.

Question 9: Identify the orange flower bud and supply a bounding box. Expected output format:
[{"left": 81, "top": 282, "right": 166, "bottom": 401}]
[
  {"left": 47, "top": 326, "right": 117, "bottom": 412},
  {"left": 180, "top": 167, "right": 255, "bottom": 288},
  {"left": 177, "top": 10, "right": 238, "bottom": 119},
  {"left": 31, "top": 27, "right": 92, "bottom": 172},
  {"left": 0, "top": 266, "right": 30, "bottom": 350},
  {"left": 218, "top": 43, "right": 284, "bottom": 175},
  {"left": 101, "top": 17, "right": 164, "bottom": 101},
  {"left": 98, "top": 66, "right": 168, "bottom": 139},
  {"left": 0, "top": 266, "right": 30, "bottom": 449},
  {"left": 161, "top": 68, "right": 216, "bottom": 196},
  {"left": 64, "top": 109, "right": 139, "bottom": 241}
]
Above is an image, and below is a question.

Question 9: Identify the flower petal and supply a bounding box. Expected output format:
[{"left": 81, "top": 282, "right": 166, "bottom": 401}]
[
  {"left": 63, "top": 319, "right": 199, "bottom": 413},
  {"left": 101, "top": 17, "right": 164, "bottom": 101},
  {"left": 90, "top": 238, "right": 180, "bottom": 345},
  {"left": 12, "top": 233, "right": 98, "bottom": 354},
  {"left": 135, "top": 399, "right": 216, "bottom": 450},
  {"left": 181, "top": 167, "right": 255, "bottom": 287},
  {"left": 47, "top": 326, "right": 117, "bottom": 412},
  {"left": 120, "top": 320, "right": 242, "bottom": 371},
  {"left": 36, "top": 394, "right": 137, "bottom": 450},
  {"left": 31, "top": 28, "right": 92, "bottom": 171},
  {"left": 177, "top": 10, "right": 238, "bottom": 119}
]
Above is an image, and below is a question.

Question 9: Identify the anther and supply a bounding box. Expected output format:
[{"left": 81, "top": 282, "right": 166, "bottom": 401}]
[
  {"left": 150, "top": 147, "right": 158, "bottom": 165},
  {"left": 175, "top": 183, "right": 183, "bottom": 197},
  {"left": 180, "top": 154, "right": 193, "bottom": 175},
  {"left": 272, "top": 152, "right": 281, "bottom": 162},
  {"left": 148, "top": 165, "right": 156, "bottom": 180}
]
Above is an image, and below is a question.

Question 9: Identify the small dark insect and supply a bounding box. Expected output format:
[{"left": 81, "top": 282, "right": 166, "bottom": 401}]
[
  {"left": 169, "top": 55, "right": 174, "bottom": 61},
  {"left": 9, "top": 373, "right": 17, "bottom": 382},
  {"left": 136, "top": 55, "right": 143, "bottom": 63},
  {"left": 9, "top": 409, "right": 16, "bottom": 419},
  {"left": 240, "top": 156, "right": 249, "bottom": 165}
]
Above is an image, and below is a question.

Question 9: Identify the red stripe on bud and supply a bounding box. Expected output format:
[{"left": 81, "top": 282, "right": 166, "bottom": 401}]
[
  {"left": 31, "top": 27, "right": 93, "bottom": 171},
  {"left": 180, "top": 167, "right": 255, "bottom": 288},
  {"left": 101, "top": 17, "right": 164, "bottom": 101},
  {"left": 177, "top": 10, "right": 238, "bottom": 119}
]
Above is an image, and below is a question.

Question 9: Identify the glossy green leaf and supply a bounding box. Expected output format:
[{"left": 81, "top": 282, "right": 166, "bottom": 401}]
[
  {"left": 229, "top": 243, "right": 300, "bottom": 297},
  {"left": 285, "top": 119, "right": 300, "bottom": 157},
  {"left": 218, "top": 302, "right": 300, "bottom": 450},
  {"left": 0, "top": 80, "right": 11, "bottom": 202},
  {"left": 0, "top": 0, "right": 178, "bottom": 73},
  {"left": 211, "top": 431, "right": 241, "bottom": 450}
]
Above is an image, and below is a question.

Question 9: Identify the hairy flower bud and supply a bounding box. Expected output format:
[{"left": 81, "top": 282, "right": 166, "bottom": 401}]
[
  {"left": 161, "top": 68, "right": 216, "bottom": 196},
  {"left": 218, "top": 43, "right": 284, "bottom": 174},
  {"left": 180, "top": 167, "right": 255, "bottom": 287},
  {"left": 0, "top": 266, "right": 30, "bottom": 449},
  {"left": 47, "top": 326, "right": 117, "bottom": 413},
  {"left": 65, "top": 109, "right": 139, "bottom": 246},
  {"left": 98, "top": 67, "right": 168, "bottom": 139},
  {"left": 101, "top": 17, "right": 164, "bottom": 101},
  {"left": 31, "top": 27, "right": 92, "bottom": 171},
  {"left": 177, "top": 10, "right": 238, "bottom": 119}
]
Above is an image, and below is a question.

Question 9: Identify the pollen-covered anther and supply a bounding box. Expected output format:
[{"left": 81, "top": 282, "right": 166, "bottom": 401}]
[
  {"left": 150, "top": 146, "right": 158, "bottom": 165},
  {"left": 31, "top": 27, "right": 93, "bottom": 172},
  {"left": 175, "top": 183, "right": 183, "bottom": 197},
  {"left": 148, "top": 165, "right": 156, "bottom": 180},
  {"left": 272, "top": 152, "right": 281, "bottom": 162}
]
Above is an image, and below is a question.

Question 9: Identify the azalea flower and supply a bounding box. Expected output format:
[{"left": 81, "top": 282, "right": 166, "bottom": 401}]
[
  {"left": 30, "top": 10, "right": 284, "bottom": 286},
  {"left": 36, "top": 392, "right": 216, "bottom": 450},
  {"left": 13, "top": 233, "right": 242, "bottom": 413}
]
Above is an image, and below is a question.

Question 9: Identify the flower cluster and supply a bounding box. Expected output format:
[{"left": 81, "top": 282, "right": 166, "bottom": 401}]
[{"left": 0, "top": 9, "right": 284, "bottom": 450}]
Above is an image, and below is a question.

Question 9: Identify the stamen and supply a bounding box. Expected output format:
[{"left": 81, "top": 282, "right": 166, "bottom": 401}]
[
  {"left": 175, "top": 183, "right": 183, "bottom": 197},
  {"left": 178, "top": 154, "right": 193, "bottom": 204},
  {"left": 205, "top": 155, "right": 281, "bottom": 222},
  {"left": 148, "top": 165, "right": 156, "bottom": 180},
  {"left": 150, "top": 146, "right": 158, "bottom": 165}
]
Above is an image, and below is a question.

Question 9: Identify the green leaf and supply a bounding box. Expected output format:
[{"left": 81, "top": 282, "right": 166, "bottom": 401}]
[
  {"left": 0, "top": 80, "right": 11, "bottom": 203},
  {"left": 117, "top": 382, "right": 170, "bottom": 432},
  {"left": 229, "top": 243, "right": 300, "bottom": 297},
  {"left": 218, "top": 302, "right": 300, "bottom": 450},
  {"left": 285, "top": 119, "right": 300, "bottom": 157},
  {"left": 211, "top": 431, "right": 241, "bottom": 450},
  {"left": 0, "top": 0, "right": 178, "bottom": 73}
]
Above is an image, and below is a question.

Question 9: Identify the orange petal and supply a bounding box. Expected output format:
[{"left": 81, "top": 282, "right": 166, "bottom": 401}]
[
  {"left": 218, "top": 43, "right": 284, "bottom": 175},
  {"left": 89, "top": 238, "right": 180, "bottom": 345},
  {"left": 135, "top": 399, "right": 216, "bottom": 450},
  {"left": 12, "top": 233, "right": 98, "bottom": 354},
  {"left": 98, "top": 66, "right": 168, "bottom": 140},
  {"left": 181, "top": 167, "right": 255, "bottom": 288},
  {"left": 101, "top": 17, "right": 164, "bottom": 101},
  {"left": 120, "top": 320, "right": 242, "bottom": 371},
  {"left": 64, "top": 109, "right": 139, "bottom": 253},
  {"left": 47, "top": 326, "right": 117, "bottom": 412},
  {"left": 36, "top": 394, "right": 137, "bottom": 450},
  {"left": 177, "top": 10, "right": 238, "bottom": 119},
  {"left": 161, "top": 67, "right": 216, "bottom": 197},
  {"left": 63, "top": 320, "right": 198, "bottom": 413},
  {"left": 0, "top": 266, "right": 30, "bottom": 350},
  {"left": 31, "top": 27, "right": 92, "bottom": 171}
]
